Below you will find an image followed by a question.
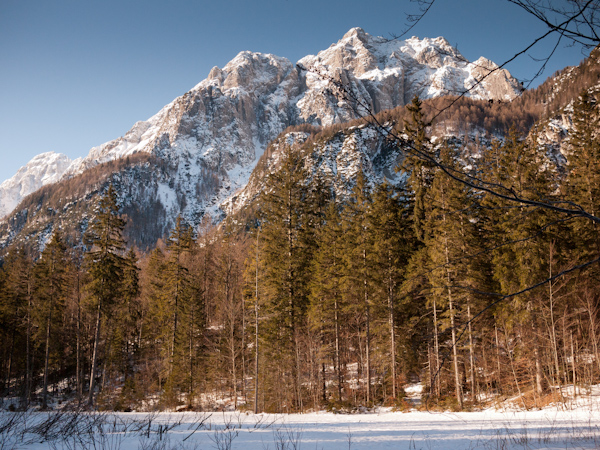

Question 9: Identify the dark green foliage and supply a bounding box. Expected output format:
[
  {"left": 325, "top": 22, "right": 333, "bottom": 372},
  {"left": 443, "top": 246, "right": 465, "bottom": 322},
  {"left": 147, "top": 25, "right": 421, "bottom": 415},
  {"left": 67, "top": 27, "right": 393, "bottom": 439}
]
[
  {"left": 399, "top": 96, "right": 436, "bottom": 242},
  {"left": 33, "top": 232, "right": 71, "bottom": 409},
  {"left": 84, "top": 185, "right": 128, "bottom": 406},
  {"left": 256, "top": 144, "right": 314, "bottom": 411},
  {"left": 84, "top": 185, "right": 127, "bottom": 309},
  {"left": 565, "top": 90, "right": 600, "bottom": 260}
]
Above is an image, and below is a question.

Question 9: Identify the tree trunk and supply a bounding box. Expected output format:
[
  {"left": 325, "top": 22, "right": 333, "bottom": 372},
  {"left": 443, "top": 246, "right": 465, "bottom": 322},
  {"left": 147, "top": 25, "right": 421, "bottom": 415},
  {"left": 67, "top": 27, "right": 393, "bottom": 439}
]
[
  {"left": 363, "top": 248, "right": 371, "bottom": 404},
  {"left": 388, "top": 255, "right": 397, "bottom": 401},
  {"left": 532, "top": 318, "right": 544, "bottom": 396},
  {"left": 571, "top": 331, "right": 577, "bottom": 396},
  {"left": 188, "top": 303, "right": 194, "bottom": 406},
  {"left": 254, "top": 228, "right": 260, "bottom": 414},
  {"left": 76, "top": 272, "right": 82, "bottom": 403},
  {"left": 444, "top": 230, "right": 462, "bottom": 409},
  {"left": 88, "top": 300, "right": 102, "bottom": 406},
  {"left": 42, "top": 307, "right": 53, "bottom": 410},
  {"left": 448, "top": 289, "right": 462, "bottom": 409},
  {"left": 334, "top": 295, "right": 343, "bottom": 401},
  {"left": 433, "top": 299, "right": 441, "bottom": 397},
  {"left": 467, "top": 303, "right": 476, "bottom": 402},
  {"left": 495, "top": 324, "right": 502, "bottom": 395},
  {"left": 6, "top": 326, "right": 16, "bottom": 397},
  {"left": 24, "top": 293, "right": 32, "bottom": 408}
]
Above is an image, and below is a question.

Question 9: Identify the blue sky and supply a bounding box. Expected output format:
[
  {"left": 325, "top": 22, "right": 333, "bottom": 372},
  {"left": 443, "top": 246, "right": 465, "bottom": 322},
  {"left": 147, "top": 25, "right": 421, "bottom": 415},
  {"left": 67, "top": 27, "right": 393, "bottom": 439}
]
[{"left": 0, "top": 0, "right": 589, "bottom": 184}]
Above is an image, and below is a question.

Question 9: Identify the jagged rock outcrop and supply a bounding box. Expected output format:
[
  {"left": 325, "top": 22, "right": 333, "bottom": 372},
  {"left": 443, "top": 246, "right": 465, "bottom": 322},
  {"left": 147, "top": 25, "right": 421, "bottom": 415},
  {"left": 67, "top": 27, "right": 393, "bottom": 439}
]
[{"left": 297, "top": 29, "right": 522, "bottom": 125}]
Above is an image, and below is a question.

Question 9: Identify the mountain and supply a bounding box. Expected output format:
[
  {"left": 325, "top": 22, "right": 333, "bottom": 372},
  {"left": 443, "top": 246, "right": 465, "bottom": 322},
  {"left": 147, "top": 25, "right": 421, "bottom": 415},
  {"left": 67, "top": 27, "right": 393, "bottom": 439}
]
[
  {"left": 0, "top": 152, "right": 72, "bottom": 219},
  {"left": 0, "top": 28, "right": 524, "bottom": 251}
]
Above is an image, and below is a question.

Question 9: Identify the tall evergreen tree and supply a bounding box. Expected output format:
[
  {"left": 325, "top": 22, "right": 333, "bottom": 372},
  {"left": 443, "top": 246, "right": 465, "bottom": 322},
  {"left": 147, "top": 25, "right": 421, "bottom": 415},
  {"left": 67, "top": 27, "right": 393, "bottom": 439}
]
[
  {"left": 84, "top": 185, "right": 127, "bottom": 406},
  {"left": 341, "top": 170, "right": 376, "bottom": 403},
  {"left": 399, "top": 96, "right": 435, "bottom": 242},
  {"left": 165, "top": 217, "right": 194, "bottom": 381},
  {"left": 0, "top": 248, "right": 33, "bottom": 404},
  {"left": 309, "top": 202, "right": 346, "bottom": 404},
  {"left": 480, "top": 130, "right": 557, "bottom": 398},
  {"left": 369, "top": 182, "right": 413, "bottom": 400},
  {"left": 565, "top": 89, "right": 600, "bottom": 260},
  {"left": 115, "top": 247, "right": 140, "bottom": 402},
  {"left": 33, "top": 231, "right": 70, "bottom": 409},
  {"left": 425, "top": 144, "right": 490, "bottom": 407},
  {"left": 212, "top": 218, "right": 245, "bottom": 408},
  {"left": 258, "top": 144, "right": 312, "bottom": 411}
]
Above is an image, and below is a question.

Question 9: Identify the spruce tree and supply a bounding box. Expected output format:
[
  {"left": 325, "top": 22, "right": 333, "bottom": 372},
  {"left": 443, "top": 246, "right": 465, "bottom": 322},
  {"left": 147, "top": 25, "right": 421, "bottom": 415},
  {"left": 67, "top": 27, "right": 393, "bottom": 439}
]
[
  {"left": 399, "top": 96, "right": 435, "bottom": 242},
  {"left": 141, "top": 247, "right": 168, "bottom": 395},
  {"left": 309, "top": 202, "right": 346, "bottom": 404},
  {"left": 258, "top": 144, "right": 312, "bottom": 411},
  {"left": 214, "top": 218, "right": 245, "bottom": 409},
  {"left": 341, "top": 170, "right": 376, "bottom": 403},
  {"left": 565, "top": 89, "right": 600, "bottom": 260},
  {"left": 33, "top": 231, "right": 70, "bottom": 409},
  {"left": 480, "top": 130, "right": 557, "bottom": 398},
  {"left": 369, "top": 182, "right": 413, "bottom": 401},
  {"left": 84, "top": 185, "right": 127, "bottom": 406},
  {"left": 165, "top": 217, "right": 194, "bottom": 380},
  {"left": 115, "top": 247, "right": 140, "bottom": 406},
  {"left": 0, "top": 248, "right": 33, "bottom": 404}
]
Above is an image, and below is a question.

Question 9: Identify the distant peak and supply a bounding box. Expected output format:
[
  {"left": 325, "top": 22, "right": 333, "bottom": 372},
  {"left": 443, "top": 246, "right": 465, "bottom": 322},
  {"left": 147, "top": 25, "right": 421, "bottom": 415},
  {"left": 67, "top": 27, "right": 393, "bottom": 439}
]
[
  {"left": 342, "top": 27, "right": 370, "bottom": 42},
  {"left": 207, "top": 66, "right": 223, "bottom": 81},
  {"left": 28, "top": 152, "right": 71, "bottom": 166}
]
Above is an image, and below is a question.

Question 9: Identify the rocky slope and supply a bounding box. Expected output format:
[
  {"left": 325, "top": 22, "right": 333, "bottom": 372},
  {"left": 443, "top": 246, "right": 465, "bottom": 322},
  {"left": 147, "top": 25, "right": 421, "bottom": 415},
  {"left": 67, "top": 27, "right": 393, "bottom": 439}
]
[{"left": 0, "top": 28, "right": 524, "bottom": 250}]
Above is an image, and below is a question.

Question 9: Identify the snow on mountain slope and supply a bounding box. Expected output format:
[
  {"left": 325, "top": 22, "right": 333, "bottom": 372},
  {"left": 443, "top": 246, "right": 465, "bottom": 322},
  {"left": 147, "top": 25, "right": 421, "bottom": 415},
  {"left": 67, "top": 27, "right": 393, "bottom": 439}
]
[
  {"left": 0, "top": 28, "right": 522, "bottom": 245},
  {"left": 222, "top": 124, "right": 405, "bottom": 217},
  {"left": 296, "top": 28, "right": 522, "bottom": 125},
  {"left": 0, "top": 152, "right": 72, "bottom": 219}
]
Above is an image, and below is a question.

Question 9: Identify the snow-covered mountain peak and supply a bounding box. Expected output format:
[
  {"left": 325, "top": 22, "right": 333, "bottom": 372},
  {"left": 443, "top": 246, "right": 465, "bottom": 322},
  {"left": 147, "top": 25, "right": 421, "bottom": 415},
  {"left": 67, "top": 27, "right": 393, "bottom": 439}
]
[
  {"left": 0, "top": 152, "right": 72, "bottom": 219},
  {"left": 342, "top": 26, "right": 369, "bottom": 41},
  {"left": 298, "top": 28, "right": 519, "bottom": 101},
  {"left": 220, "top": 51, "right": 294, "bottom": 94}
]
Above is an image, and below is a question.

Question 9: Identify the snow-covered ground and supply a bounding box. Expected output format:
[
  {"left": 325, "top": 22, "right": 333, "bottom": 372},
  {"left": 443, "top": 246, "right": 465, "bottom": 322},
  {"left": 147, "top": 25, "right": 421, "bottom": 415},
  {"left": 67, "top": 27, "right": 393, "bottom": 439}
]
[{"left": 2, "top": 400, "right": 600, "bottom": 450}]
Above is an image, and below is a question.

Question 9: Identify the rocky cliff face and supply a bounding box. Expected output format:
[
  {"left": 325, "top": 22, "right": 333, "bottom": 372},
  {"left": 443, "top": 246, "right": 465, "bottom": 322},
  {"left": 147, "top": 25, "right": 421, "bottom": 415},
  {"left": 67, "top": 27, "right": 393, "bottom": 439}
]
[
  {"left": 222, "top": 125, "right": 404, "bottom": 216},
  {"left": 0, "top": 28, "right": 524, "bottom": 249}
]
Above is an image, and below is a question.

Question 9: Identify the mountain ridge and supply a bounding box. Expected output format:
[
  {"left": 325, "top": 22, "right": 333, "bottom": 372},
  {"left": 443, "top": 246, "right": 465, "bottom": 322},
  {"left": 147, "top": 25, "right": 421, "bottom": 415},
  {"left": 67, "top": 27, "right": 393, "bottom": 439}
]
[{"left": 0, "top": 28, "right": 527, "bottom": 250}]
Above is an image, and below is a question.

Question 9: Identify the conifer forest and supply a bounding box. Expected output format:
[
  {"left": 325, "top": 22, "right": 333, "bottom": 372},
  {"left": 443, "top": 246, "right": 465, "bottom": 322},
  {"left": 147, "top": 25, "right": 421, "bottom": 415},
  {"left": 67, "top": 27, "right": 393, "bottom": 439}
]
[{"left": 1, "top": 84, "right": 600, "bottom": 414}]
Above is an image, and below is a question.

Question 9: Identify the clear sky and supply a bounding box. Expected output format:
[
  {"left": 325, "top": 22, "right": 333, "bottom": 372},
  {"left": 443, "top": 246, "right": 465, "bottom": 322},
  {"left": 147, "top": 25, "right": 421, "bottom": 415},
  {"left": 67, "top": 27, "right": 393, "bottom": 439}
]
[{"left": 0, "top": 0, "right": 589, "bottom": 184}]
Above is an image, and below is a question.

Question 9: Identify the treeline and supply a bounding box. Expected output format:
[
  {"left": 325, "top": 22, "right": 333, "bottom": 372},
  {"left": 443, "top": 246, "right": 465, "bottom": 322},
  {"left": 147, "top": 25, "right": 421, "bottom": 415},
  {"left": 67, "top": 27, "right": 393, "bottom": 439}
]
[{"left": 1, "top": 92, "right": 599, "bottom": 413}]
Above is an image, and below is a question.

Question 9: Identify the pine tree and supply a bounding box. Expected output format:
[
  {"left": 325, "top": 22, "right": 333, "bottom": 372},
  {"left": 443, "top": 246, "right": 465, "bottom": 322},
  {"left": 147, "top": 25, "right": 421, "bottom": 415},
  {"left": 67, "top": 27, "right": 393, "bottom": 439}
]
[
  {"left": 421, "top": 143, "right": 494, "bottom": 407},
  {"left": 141, "top": 247, "right": 168, "bottom": 396},
  {"left": 399, "top": 96, "right": 435, "bottom": 242},
  {"left": 309, "top": 202, "right": 346, "bottom": 404},
  {"left": 214, "top": 218, "right": 246, "bottom": 409},
  {"left": 243, "top": 224, "right": 263, "bottom": 413},
  {"left": 565, "top": 89, "right": 600, "bottom": 260},
  {"left": 33, "top": 231, "right": 70, "bottom": 409},
  {"left": 369, "top": 182, "right": 413, "bottom": 401},
  {"left": 563, "top": 90, "right": 600, "bottom": 386},
  {"left": 257, "top": 144, "right": 312, "bottom": 411},
  {"left": 0, "top": 248, "right": 33, "bottom": 404},
  {"left": 165, "top": 217, "right": 194, "bottom": 380},
  {"left": 480, "top": 130, "right": 557, "bottom": 399},
  {"left": 113, "top": 247, "right": 140, "bottom": 407},
  {"left": 84, "top": 185, "right": 127, "bottom": 406},
  {"left": 341, "top": 170, "right": 376, "bottom": 403}
]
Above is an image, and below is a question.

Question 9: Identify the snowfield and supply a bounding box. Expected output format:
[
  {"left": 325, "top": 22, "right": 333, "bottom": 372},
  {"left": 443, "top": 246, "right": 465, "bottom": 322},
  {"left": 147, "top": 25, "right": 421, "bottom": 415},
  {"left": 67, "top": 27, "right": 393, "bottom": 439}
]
[{"left": 2, "top": 399, "right": 600, "bottom": 450}]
